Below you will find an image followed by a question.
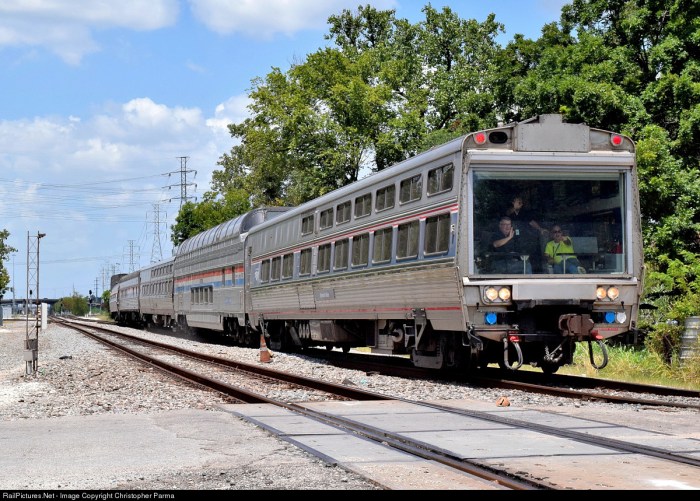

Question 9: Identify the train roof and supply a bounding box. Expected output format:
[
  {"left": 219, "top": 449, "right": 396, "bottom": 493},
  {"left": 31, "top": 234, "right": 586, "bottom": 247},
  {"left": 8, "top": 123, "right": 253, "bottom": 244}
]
[
  {"left": 176, "top": 206, "right": 290, "bottom": 255},
  {"left": 247, "top": 134, "right": 468, "bottom": 235},
  {"left": 141, "top": 255, "right": 175, "bottom": 270}
]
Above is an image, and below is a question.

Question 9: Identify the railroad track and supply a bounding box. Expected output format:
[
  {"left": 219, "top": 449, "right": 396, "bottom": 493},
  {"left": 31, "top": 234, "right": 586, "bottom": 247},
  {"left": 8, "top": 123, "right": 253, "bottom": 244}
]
[
  {"left": 55, "top": 318, "right": 700, "bottom": 490},
  {"left": 57, "top": 317, "right": 700, "bottom": 409},
  {"left": 303, "top": 347, "right": 700, "bottom": 409},
  {"left": 59, "top": 316, "right": 700, "bottom": 408},
  {"left": 55, "top": 318, "right": 534, "bottom": 489},
  {"left": 53, "top": 317, "right": 381, "bottom": 404}
]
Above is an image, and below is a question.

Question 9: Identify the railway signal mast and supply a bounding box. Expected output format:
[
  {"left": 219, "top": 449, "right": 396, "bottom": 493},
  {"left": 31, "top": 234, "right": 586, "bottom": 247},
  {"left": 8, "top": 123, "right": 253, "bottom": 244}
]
[{"left": 25, "top": 231, "right": 45, "bottom": 375}]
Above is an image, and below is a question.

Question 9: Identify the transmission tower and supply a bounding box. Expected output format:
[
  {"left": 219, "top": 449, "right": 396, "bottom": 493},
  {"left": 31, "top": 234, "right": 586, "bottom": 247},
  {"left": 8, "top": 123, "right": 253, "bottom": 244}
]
[
  {"left": 165, "top": 156, "right": 197, "bottom": 207},
  {"left": 149, "top": 203, "right": 166, "bottom": 263},
  {"left": 125, "top": 240, "right": 139, "bottom": 273}
]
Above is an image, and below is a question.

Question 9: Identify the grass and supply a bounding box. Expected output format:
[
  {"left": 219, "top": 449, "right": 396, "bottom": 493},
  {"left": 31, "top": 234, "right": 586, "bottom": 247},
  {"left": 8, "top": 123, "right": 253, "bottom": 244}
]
[{"left": 557, "top": 343, "right": 700, "bottom": 391}]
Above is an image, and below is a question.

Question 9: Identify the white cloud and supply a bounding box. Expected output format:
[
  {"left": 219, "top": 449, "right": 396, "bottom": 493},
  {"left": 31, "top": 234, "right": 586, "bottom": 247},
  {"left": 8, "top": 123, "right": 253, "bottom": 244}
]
[
  {"left": 0, "top": 94, "right": 233, "bottom": 296},
  {"left": 188, "top": 0, "right": 397, "bottom": 38},
  {"left": 0, "top": 96, "right": 219, "bottom": 213},
  {"left": 0, "top": 0, "right": 401, "bottom": 64},
  {"left": 0, "top": 1, "right": 179, "bottom": 29},
  {"left": 0, "top": 0, "right": 179, "bottom": 64},
  {"left": 122, "top": 98, "right": 203, "bottom": 132},
  {"left": 206, "top": 94, "right": 251, "bottom": 133}
]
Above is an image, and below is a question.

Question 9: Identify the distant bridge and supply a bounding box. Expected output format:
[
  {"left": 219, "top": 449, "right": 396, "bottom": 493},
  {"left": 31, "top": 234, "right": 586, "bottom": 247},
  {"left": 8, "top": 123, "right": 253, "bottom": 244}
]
[{"left": 0, "top": 298, "right": 60, "bottom": 316}]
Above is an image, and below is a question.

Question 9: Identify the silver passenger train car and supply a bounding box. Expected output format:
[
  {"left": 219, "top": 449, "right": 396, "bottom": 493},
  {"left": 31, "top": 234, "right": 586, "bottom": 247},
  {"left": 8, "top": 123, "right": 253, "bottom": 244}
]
[
  {"left": 138, "top": 257, "right": 174, "bottom": 328},
  {"left": 108, "top": 270, "right": 140, "bottom": 325},
  {"left": 111, "top": 114, "right": 642, "bottom": 373},
  {"left": 171, "top": 207, "right": 289, "bottom": 345}
]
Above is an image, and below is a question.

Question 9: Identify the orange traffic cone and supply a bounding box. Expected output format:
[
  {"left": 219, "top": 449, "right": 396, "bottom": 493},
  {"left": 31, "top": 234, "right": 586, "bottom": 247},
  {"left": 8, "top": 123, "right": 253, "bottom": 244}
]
[
  {"left": 259, "top": 334, "right": 271, "bottom": 363},
  {"left": 495, "top": 396, "right": 511, "bottom": 407}
]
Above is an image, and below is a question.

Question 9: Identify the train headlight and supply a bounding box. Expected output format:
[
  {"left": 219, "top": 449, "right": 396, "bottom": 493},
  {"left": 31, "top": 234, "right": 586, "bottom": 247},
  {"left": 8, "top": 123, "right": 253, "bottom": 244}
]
[
  {"left": 596, "top": 286, "right": 620, "bottom": 301},
  {"left": 483, "top": 286, "right": 511, "bottom": 303}
]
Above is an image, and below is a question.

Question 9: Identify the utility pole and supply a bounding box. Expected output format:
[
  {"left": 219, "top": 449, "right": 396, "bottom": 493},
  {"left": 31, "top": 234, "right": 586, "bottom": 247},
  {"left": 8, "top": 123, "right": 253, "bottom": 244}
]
[
  {"left": 94, "top": 277, "right": 99, "bottom": 303},
  {"left": 11, "top": 252, "right": 16, "bottom": 316},
  {"left": 101, "top": 265, "right": 108, "bottom": 296}
]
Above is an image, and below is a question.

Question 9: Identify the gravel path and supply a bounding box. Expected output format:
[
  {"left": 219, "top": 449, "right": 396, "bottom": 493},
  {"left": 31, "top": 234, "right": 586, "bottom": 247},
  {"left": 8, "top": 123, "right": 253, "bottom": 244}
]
[{"left": 1, "top": 318, "right": 697, "bottom": 490}]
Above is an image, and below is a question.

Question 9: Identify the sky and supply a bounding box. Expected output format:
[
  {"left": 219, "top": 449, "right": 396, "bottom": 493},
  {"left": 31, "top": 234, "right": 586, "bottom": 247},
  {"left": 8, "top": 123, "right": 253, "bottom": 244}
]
[{"left": 0, "top": 0, "right": 569, "bottom": 301}]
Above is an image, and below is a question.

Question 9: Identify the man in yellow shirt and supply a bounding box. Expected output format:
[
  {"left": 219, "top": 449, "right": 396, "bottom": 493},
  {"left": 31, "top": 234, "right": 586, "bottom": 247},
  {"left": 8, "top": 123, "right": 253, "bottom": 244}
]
[{"left": 544, "top": 226, "right": 581, "bottom": 274}]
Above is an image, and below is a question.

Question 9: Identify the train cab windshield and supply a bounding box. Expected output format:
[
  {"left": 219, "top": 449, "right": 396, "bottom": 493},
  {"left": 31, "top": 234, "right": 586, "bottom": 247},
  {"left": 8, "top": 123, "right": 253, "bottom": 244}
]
[{"left": 471, "top": 169, "right": 627, "bottom": 276}]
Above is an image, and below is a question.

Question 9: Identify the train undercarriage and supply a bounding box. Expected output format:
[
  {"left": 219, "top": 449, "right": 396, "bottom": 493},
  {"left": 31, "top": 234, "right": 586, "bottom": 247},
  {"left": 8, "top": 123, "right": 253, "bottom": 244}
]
[
  {"left": 257, "top": 311, "right": 604, "bottom": 374},
  {"left": 112, "top": 307, "right": 610, "bottom": 374}
]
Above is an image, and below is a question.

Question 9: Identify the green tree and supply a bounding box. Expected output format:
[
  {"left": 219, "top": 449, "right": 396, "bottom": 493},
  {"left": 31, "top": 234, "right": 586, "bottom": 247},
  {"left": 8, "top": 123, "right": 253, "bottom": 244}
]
[
  {"left": 0, "top": 230, "right": 18, "bottom": 299},
  {"left": 57, "top": 293, "right": 89, "bottom": 316},
  {"left": 493, "top": 1, "right": 700, "bottom": 262},
  {"left": 209, "top": 4, "right": 503, "bottom": 208},
  {"left": 529, "top": 0, "right": 700, "bottom": 354}
]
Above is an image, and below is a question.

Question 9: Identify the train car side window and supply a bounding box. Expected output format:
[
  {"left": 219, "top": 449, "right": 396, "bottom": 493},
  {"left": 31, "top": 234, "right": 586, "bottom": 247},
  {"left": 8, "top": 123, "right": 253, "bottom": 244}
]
[
  {"left": 425, "top": 213, "right": 451, "bottom": 255},
  {"left": 399, "top": 174, "right": 422, "bottom": 204},
  {"left": 299, "top": 248, "right": 312, "bottom": 276},
  {"left": 317, "top": 244, "right": 331, "bottom": 273},
  {"left": 352, "top": 233, "right": 369, "bottom": 267},
  {"left": 373, "top": 227, "right": 393, "bottom": 263},
  {"left": 282, "top": 253, "right": 294, "bottom": 279},
  {"left": 260, "top": 260, "right": 271, "bottom": 283},
  {"left": 270, "top": 256, "right": 281, "bottom": 281},
  {"left": 428, "top": 164, "right": 454, "bottom": 196},
  {"left": 301, "top": 213, "right": 315, "bottom": 236},
  {"left": 354, "top": 193, "right": 371, "bottom": 219},
  {"left": 319, "top": 208, "right": 334, "bottom": 230},
  {"left": 376, "top": 184, "right": 395, "bottom": 212},
  {"left": 336, "top": 201, "right": 351, "bottom": 225},
  {"left": 334, "top": 238, "right": 349, "bottom": 270},
  {"left": 396, "top": 220, "right": 419, "bottom": 259}
]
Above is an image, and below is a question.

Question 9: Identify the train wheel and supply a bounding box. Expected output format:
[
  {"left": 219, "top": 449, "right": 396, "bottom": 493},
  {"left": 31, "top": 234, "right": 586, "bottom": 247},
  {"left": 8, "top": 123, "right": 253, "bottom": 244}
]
[{"left": 540, "top": 362, "right": 560, "bottom": 375}]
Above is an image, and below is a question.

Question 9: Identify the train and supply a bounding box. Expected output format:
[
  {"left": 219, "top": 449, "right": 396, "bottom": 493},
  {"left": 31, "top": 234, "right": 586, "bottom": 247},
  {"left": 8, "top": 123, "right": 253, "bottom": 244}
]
[{"left": 110, "top": 114, "right": 643, "bottom": 374}]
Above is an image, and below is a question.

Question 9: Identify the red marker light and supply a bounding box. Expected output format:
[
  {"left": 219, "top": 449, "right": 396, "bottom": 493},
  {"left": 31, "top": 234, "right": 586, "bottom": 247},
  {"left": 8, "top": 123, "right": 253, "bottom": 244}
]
[
  {"left": 610, "top": 134, "right": 623, "bottom": 146},
  {"left": 474, "top": 132, "right": 487, "bottom": 145}
]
